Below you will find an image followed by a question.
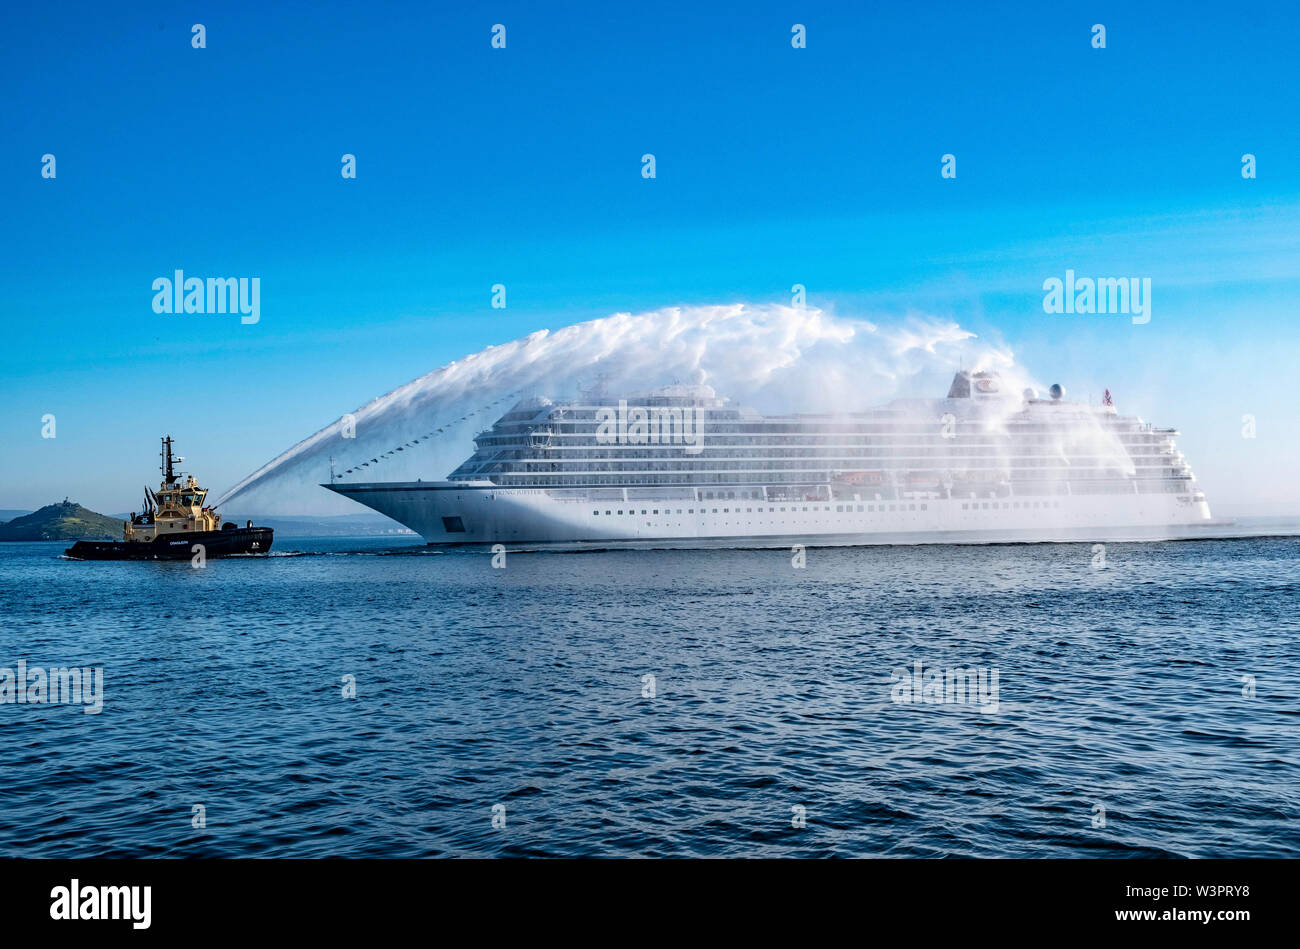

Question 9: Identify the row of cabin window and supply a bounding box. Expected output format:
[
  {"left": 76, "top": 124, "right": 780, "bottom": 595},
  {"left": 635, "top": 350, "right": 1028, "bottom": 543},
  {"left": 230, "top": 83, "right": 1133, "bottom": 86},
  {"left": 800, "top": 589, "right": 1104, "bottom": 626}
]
[
  {"left": 587, "top": 500, "right": 1067, "bottom": 517},
  {"left": 592, "top": 503, "right": 931, "bottom": 516},
  {"left": 961, "top": 500, "right": 1063, "bottom": 510}
]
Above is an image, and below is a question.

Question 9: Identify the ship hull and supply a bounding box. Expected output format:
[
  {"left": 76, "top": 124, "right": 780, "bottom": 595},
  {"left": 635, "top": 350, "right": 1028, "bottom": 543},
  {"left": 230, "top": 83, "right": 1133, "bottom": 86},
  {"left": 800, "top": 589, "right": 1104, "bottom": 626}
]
[
  {"left": 64, "top": 527, "right": 274, "bottom": 560},
  {"left": 326, "top": 482, "right": 1214, "bottom": 548}
]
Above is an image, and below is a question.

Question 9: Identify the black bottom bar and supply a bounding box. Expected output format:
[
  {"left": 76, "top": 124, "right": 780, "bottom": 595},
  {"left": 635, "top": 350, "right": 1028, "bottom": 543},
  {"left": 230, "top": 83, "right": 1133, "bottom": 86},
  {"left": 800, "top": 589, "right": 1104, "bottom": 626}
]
[{"left": 0, "top": 858, "right": 1281, "bottom": 935}]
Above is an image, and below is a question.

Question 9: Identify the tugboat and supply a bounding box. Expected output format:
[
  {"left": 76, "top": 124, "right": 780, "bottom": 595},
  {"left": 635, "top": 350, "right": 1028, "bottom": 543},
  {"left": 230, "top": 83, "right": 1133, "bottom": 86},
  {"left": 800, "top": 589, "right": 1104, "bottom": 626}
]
[{"left": 64, "top": 437, "right": 273, "bottom": 560}]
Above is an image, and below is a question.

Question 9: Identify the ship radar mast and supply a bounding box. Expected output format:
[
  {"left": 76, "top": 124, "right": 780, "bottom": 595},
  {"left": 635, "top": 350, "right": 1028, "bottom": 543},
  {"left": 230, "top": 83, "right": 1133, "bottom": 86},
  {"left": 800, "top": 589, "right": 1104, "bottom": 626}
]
[{"left": 160, "top": 435, "right": 180, "bottom": 484}]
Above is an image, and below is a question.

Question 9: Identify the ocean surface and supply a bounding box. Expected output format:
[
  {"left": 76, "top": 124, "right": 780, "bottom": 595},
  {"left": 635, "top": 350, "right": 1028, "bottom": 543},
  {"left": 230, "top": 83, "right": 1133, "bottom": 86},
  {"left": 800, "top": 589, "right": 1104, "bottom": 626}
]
[{"left": 1, "top": 530, "right": 1297, "bottom": 858}]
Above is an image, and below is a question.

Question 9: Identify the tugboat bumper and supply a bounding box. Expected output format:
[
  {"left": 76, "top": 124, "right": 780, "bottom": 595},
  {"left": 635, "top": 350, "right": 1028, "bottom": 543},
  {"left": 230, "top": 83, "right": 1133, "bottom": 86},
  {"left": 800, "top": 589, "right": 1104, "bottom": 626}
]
[{"left": 64, "top": 527, "right": 274, "bottom": 560}]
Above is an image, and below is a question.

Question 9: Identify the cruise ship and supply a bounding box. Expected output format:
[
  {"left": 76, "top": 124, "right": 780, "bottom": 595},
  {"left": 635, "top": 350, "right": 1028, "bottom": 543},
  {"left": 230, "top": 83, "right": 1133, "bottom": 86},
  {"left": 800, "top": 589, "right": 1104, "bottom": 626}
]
[{"left": 324, "top": 371, "right": 1213, "bottom": 546}]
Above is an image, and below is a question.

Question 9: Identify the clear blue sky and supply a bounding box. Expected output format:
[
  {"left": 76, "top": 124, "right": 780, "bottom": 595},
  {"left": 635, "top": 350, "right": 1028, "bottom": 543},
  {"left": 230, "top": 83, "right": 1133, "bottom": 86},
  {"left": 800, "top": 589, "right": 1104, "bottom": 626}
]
[{"left": 2, "top": 0, "right": 1298, "bottom": 513}]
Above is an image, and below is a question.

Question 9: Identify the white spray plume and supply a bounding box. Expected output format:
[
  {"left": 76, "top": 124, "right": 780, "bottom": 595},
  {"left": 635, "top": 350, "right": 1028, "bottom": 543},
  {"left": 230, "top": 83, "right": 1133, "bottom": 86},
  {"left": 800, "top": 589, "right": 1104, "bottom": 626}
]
[{"left": 218, "top": 303, "right": 1044, "bottom": 514}]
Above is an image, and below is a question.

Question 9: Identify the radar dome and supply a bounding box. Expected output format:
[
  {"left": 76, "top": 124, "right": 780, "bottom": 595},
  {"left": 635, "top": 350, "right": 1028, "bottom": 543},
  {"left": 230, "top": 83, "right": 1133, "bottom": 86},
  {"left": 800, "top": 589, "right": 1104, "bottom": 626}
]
[
  {"left": 1022, "top": 387, "right": 1038, "bottom": 401},
  {"left": 1049, "top": 383, "right": 1065, "bottom": 400}
]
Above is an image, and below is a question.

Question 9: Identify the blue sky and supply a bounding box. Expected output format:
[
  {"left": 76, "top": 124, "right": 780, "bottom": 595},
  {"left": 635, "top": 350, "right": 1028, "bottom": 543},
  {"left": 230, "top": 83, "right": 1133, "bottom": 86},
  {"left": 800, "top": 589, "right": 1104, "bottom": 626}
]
[{"left": 2, "top": 0, "right": 1298, "bottom": 513}]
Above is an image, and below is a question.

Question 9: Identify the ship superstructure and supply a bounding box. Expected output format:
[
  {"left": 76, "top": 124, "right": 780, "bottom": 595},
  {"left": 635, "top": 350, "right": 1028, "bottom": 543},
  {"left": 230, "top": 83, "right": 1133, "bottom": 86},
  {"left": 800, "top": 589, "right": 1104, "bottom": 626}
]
[
  {"left": 325, "top": 371, "right": 1213, "bottom": 546},
  {"left": 123, "top": 436, "right": 224, "bottom": 542}
]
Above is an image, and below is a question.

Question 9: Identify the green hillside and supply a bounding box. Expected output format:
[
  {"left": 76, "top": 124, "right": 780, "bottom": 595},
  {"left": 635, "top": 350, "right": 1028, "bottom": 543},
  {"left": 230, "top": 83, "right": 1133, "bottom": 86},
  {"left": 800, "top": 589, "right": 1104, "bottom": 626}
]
[{"left": 0, "top": 500, "right": 123, "bottom": 541}]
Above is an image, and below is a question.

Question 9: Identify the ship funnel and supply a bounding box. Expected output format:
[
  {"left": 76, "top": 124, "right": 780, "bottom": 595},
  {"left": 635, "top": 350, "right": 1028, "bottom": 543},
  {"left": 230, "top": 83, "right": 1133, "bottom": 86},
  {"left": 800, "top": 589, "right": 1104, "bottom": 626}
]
[
  {"left": 946, "top": 371, "right": 971, "bottom": 398},
  {"left": 947, "top": 369, "right": 1003, "bottom": 399}
]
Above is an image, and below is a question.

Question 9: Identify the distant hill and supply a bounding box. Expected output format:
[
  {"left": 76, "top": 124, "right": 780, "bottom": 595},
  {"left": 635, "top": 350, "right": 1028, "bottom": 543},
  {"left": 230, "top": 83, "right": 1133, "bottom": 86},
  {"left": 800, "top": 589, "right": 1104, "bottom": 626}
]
[
  {"left": 0, "top": 509, "right": 32, "bottom": 525},
  {"left": 0, "top": 500, "right": 123, "bottom": 541}
]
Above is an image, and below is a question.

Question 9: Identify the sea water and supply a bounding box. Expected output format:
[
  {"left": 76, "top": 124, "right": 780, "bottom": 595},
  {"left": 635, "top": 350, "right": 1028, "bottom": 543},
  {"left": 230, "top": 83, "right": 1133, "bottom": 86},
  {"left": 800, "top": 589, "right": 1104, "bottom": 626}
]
[{"left": 0, "top": 532, "right": 1296, "bottom": 857}]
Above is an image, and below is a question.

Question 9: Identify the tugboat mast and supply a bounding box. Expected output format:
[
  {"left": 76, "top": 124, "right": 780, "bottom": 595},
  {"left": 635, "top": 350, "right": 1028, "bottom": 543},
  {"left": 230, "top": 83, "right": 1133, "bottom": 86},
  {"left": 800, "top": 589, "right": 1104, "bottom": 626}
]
[{"left": 161, "top": 435, "right": 177, "bottom": 484}]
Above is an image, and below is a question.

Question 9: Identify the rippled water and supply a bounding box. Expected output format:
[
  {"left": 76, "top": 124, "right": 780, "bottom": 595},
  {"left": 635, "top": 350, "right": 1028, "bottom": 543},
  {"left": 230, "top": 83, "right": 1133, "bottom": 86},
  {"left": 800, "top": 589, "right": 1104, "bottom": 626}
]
[{"left": 0, "top": 534, "right": 1297, "bottom": 857}]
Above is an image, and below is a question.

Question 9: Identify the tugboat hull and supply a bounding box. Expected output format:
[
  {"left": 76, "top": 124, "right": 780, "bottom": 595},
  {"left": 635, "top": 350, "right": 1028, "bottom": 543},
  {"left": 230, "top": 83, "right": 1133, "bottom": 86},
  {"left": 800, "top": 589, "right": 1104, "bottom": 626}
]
[{"left": 65, "top": 527, "right": 274, "bottom": 561}]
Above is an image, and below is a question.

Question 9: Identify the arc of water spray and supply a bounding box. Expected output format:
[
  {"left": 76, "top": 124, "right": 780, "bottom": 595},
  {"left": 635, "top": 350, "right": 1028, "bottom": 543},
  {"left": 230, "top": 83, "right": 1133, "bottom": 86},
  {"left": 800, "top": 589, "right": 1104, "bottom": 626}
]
[
  {"left": 335, "top": 391, "right": 523, "bottom": 479},
  {"left": 214, "top": 304, "right": 1033, "bottom": 513}
]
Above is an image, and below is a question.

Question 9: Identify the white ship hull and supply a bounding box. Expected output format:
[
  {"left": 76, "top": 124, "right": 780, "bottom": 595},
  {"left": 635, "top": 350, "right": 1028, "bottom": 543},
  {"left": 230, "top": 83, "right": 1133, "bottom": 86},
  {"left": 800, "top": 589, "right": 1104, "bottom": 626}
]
[{"left": 328, "top": 481, "right": 1214, "bottom": 547}]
